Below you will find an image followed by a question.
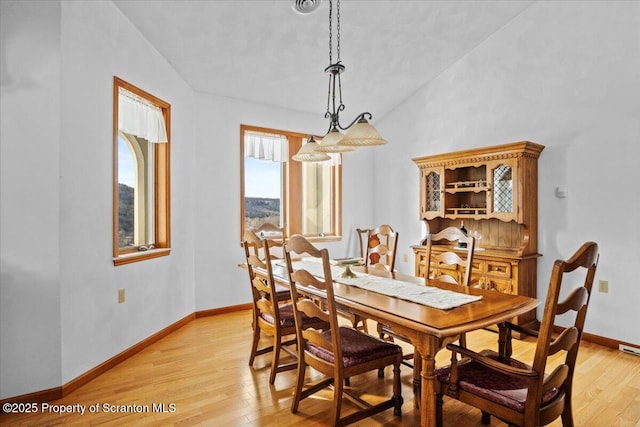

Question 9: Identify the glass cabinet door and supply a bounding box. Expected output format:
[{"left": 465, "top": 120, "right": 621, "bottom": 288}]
[
  {"left": 421, "top": 167, "right": 444, "bottom": 219},
  {"left": 488, "top": 160, "right": 517, "bottom": 221}
]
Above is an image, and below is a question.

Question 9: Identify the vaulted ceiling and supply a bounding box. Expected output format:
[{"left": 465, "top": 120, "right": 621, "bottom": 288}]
[{"left": 114, "top": 0, "right": 533, "bottom": 124}]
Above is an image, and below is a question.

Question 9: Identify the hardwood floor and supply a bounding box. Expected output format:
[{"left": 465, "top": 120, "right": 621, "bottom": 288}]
[{"left": 1, "top": 310, "right": 639, "bottom": 426}]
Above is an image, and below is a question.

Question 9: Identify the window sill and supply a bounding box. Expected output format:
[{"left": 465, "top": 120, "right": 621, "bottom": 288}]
[
  {"left": 113, "top": 248, "right": 171, "bottom": 266},
  {"left": 305, "top": 235, "right": 342, "bottom": 243}
]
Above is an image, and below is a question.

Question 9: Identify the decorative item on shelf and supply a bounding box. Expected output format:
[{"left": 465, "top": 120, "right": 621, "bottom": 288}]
[
  {"left": 291, "top": 0, "right": 387, "bottom": 162},
  {"left": 469, "top": 230, "right": 483, "bottom": 250},
  {"left": 458, "top": 221, "right": 468, "bottom": 248}
]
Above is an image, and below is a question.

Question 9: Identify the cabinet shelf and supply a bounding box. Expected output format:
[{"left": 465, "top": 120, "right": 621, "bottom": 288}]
[
  {"left": 446, "top": 208, "right": 487, "bottom": 216},
  {"left": 445, "top": 180, "right": 488, "bottom": 192}
]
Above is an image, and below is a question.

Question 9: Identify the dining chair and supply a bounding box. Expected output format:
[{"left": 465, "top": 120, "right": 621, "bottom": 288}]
[
  {"left": 284, "top": 234, "right": 404, "bottom": 426},
  {"left": 434, "top": 241, "right": 599, "bottom": 427},
  {"left": 252, "top": 222, "right": 285, "bottom": 257},
  {"left": 364, "top": 224, "right": 399, "bottom": 272},
  {"left": 343, "top": 225, "right": 397, "bottom": 333},
  {"left": 249, "top": 223, "right": 289, "bottom": 302},
  {"left": 377, "top": 226, "right": 475, "bottom": 391},
  {"left": 425, "top": 226, "right": 475, "bottom": 287},
  {"left": 242, "top": 229, "right": 328, "bottom": 384},
  {"left": 356, "top": 227, "right": 372, "bottom": 262}
]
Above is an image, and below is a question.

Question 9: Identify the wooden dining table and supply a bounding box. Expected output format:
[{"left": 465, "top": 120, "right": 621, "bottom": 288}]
[{"left": 265, "top": 262, "right": 538, "bottom": 427}]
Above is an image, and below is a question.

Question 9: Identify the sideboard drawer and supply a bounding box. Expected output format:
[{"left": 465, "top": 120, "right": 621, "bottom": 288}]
[{"left": 485, "top": 260, "right": 511, "bottom": 278}]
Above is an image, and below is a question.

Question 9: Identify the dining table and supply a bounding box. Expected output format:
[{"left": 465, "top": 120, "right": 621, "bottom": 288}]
[{"left": 262, "top": 261, "right": 538, "bottom": 427}]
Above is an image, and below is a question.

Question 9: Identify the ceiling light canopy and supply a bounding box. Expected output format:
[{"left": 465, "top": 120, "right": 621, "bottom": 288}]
[
  {"left": 293, "top": 0, "right": 387, "bottom": 162},
  {"left": 291, "top": 0, "right": 322, "bottom": 15}
]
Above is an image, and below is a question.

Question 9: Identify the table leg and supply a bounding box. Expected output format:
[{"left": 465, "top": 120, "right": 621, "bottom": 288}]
[
  {"left": 420, "top": 351, "right": 437, "bottom": 427},
  {"left": 414, "top": 335, "right": 440, "bottom": 427},
  {"left": 413, "top": 352, "right": 422, "bottom": 409}
]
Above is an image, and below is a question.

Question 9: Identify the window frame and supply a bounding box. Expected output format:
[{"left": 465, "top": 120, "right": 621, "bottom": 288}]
[
  {"left": 240, "top": 124, "right": 342, "bottom": 243},
  {"left": 113, "top": 76, "right": 171, "bottom": 266}
]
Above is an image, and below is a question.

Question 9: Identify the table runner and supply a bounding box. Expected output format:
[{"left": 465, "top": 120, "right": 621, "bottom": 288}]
[{"left": 285, "top": 259, "right": 482, "bottom": 310}]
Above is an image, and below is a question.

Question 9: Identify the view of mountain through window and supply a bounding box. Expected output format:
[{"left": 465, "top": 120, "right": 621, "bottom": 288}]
[
  {"left": 118, "top": 135, "right": 135, "bottom": 247},
  {"left": 243, "top": 156, "right": 283, "bottom": 230}
]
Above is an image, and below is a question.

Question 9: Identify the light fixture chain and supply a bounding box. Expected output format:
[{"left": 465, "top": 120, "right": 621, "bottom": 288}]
[
  {"left": 336, "top": 0, "right": 340, "bottom": 62},
  {"left": 294, "top": 0, "right": 387, "bottom": 160},
  {"left": 328, "top": 0, "right": 332, "bottom": 64}
]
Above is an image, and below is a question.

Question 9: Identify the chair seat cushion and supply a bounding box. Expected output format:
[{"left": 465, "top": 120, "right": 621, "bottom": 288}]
[
  {"left": 306, "top": 326, "right": 402, "bottom": 368},
  {"left": 260, "top": 303, "right": 324, "bottom": 329},
  {"left": 435, "top": 350, "right": 560, "bottom": 413},
  {"left": 274, "top": 284, "right": 291, "bottom": 301}
]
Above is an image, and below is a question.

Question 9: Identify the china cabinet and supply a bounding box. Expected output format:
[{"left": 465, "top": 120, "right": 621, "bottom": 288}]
[{"left": 412, "top": 141, "right": 544, "bottom": 330}]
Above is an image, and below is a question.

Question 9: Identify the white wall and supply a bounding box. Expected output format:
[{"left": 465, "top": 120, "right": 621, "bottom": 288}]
[
  {"left": 375, "top": 1, "right": 640, "bottom": 344},
  {"left": 0, "top": 0, "right": 198, "bottom": 399},
  {"left": 0, "top": 0, "right": 377, "bottom": 399},
  {"left": 2, "top": 0, "right": 637, "bottom": 402},
  {"left": 192, "top": 93, "right": 375, "bottom": 310},
  {"left": 57, "top": 1, "right": 198, "bottom": 385},
  {"left": 1, "top": 0, "right": 63, "bottom": 398}
]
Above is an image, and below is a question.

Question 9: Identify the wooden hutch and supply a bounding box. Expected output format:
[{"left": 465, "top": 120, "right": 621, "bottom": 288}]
[{"left": 412, "top": 141, "right": 544, "bottom": 330}]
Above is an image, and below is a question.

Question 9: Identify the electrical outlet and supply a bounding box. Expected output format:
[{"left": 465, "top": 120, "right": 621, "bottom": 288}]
[
  {"left": 598, "top": 280, "right": 608, "bottom": 293},
  {"left": 403, "top": 253, "right": 409, "bottom": 263},
  {"left": 118, "top": 288, "right": 126, "bottom": 303}
]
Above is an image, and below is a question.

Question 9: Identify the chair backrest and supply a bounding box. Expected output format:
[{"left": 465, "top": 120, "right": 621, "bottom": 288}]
[
  {"left": 242, "top": 229, "right": 281, "bottom": 325},
  {"left": 251, "top": 223, "right": 285, "bottom": 259},
  {"left": 356, "top": 228, "right": 372, "bottom": 260},
  {"left": 284, "top": 235, "right": 342, "bottom": 367},
  {"left": 253, "top": 222, "right": 285, "bottom": 241},
  {"left": 364, "top": 224, "right": 398, "bottom": 272},
  {"left": 524, "top": 241, "right": 599, "bottom": 418},
  {"left": 424, "top": 226, "right": 475, "bottom": 286}
]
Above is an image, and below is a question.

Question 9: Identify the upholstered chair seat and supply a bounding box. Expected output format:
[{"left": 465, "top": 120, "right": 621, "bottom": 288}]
[
  {"left": 435, "top": 350, "right": 560, "bottom": 412},
  {"left": 260, "top": 303, "right": 325, "bottom": 330},
  {"left": 273, "top": 284, "right": 292, "bottom": 301},
  {"left": 306, "top": 326, "right": 402, "bottom": 367}
]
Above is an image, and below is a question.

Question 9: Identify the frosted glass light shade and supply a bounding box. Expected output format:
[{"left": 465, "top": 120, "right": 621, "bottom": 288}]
[
  {"left": 315, "top": 128, "right": 354, "bottom": 153},
  {"left": 292, "top": 138, "right": 331, "bottom": 162},
  {"left": 339, "top": 119, "right": 387, "bottom": 147}
]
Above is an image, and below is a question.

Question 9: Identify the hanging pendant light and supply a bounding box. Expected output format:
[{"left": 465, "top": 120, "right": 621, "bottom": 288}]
[
  {"left": 292, "top": 136, "right": 331, "bottom": 162},
  {"left": 292, "top": 0, "right": 387, "bottom": 162},
  {"left": 315, "top": 126, "right": 354, "bottom": 153},
  {"left": 340, "top": 117, "right": 388, "bottom": 147}
]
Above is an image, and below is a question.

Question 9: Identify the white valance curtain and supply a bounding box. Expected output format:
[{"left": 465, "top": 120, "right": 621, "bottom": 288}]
[
  {"left": 244, "top": 132, "right": 288, "bottom": 162},
  {"left": 118, "top": 88, "right": 168, "bottom": 143},
  {"left": 244, "top": 132, "right": 341, "bottom": 166}
]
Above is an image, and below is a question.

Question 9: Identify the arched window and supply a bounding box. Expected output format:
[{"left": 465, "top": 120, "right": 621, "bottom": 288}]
[{"left": 113, "top": 77, "right": 170, "bottom": 265}]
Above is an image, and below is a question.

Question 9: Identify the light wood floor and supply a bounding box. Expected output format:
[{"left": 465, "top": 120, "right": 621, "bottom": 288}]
[{"left": 2, "top": 310, "right": 639, "bottom": 426}]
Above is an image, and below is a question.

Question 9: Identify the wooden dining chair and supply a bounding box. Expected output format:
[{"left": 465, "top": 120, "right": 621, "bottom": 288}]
[
  {"left": 242, "top": 229, "right": 327, "bottom": 384},
  {"left": 252, "top": 222, "right": 285, "bottom": 243},
  {"left": 249, "top": 223, "right": 289, "bottom": 302},
  {"left": 378, "top": 226, "right": 475, "bottom": 342},
  {"left": 356, "top": 227, "right": 372, "bottom": 261},
  {"left": 425, "top": 226, "right": 475, "bottom": 287},
  {"left": 284, "top": 234, "right": 404, "bottom": 426},
  {"left": 434, "top": 241, "right": 599, "bottom": 427},
  {"left": 377, "top": 226, "right": 475, "bottom": 392},
  {"left": 364, "top": 224, "right": 399, "bottom": 272},
  {"left": 344, "top": 225, "right": 397, "bottom": 333}
]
